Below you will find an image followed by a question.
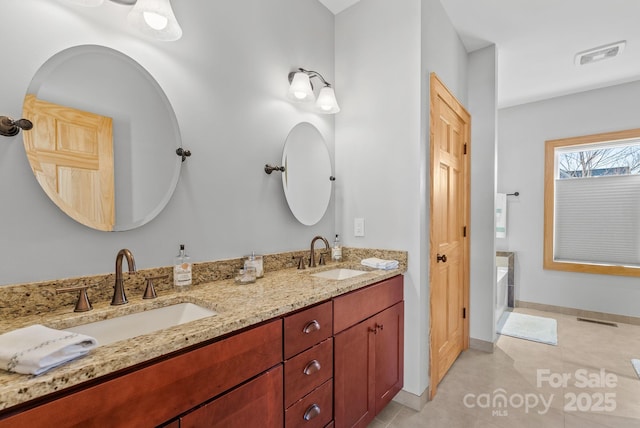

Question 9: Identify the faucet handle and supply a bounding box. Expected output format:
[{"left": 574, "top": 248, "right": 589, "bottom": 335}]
[
  {"left": 143, "top": 275, "right": 169, "bottom": 299},
  {"left": 56, "top": 285, "right": 95, "bottom": 312},
  {"left": 319, "top": 252, "right": 329, "bottom": 266},
  {"left": 293, "top": 255, "right": 306, "bottom": 270}
]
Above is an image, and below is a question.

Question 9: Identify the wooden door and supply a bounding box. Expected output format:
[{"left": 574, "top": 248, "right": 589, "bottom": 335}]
[
  {"left": 374, "top": 302, "right": 404, "bottom": 413},
  {"left": 22, "top": 94, "right": 115, "bottom": 231},
  {"left": 429, "top": 73, "right": 470, "bottom": 398},
  {"left": 334, "top": 319, "right": 375, "bottom": 428}
]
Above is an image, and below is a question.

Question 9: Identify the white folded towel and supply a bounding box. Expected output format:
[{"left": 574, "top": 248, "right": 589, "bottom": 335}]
[
  {"left": 496, "top": 193, "right": 507, "bottom": 238},
  {"left": 361, "top": 257, "right": 399, "bottom": 270},
  {"left": 0, "top": 325, "right": 98, "bottom": 375}
]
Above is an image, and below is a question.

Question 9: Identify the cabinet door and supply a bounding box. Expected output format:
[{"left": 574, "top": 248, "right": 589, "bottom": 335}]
[
  {"left": 180, "top": 365, "right": 283, "bottom": 428},
  {"left": 374, "top": 302, "right": 404, "bottom": 413},
  {"left": 334, "top": 319, "right": 375, "bottom": 428}
]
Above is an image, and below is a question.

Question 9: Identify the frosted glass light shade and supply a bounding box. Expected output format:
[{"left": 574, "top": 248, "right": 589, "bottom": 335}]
[
  {"left": 316, "top": 86, "right": 340, "bottom": 114},
  {"left": 127, "top": 0, "right": 182, "bottom": 41},
  {"left": 287, "top": 72, "right": 315, "bottom": 102}
]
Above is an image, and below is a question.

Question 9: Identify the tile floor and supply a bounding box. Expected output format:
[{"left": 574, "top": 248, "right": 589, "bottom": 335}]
[{"left": 370, "top": 308, "right": 640, "bottom": 427}]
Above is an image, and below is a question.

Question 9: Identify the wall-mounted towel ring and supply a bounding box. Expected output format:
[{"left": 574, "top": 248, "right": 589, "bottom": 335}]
[
  {"left": 507, "top": 191, "right": 519, "bottom": 197},
  {"left": 0, "top": 116, "right": 33, "bottom": 137}
]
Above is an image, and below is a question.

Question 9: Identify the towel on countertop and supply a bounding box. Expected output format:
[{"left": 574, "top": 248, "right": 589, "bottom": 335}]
[
  {"left": 496, "top": 193, "right": 507, "bottom": 238},
  {"left": 0, "top": 324, "right": 98, "bottom": 375},
  {"left": 361, "top": 257, "right": 399, "bottom": 270}
]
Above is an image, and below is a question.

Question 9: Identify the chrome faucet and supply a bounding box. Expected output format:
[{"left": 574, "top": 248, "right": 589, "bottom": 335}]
[
  {"left": 112, "top": 248, "right": 136, "bottom": 305},
  {"left": 309, "top": 236, "right": 330, "bottom": 268}
]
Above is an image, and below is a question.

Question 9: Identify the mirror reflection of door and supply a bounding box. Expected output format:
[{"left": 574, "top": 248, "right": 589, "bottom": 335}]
[{"left": 23, "top": 94, "right": 115, "bottom": 231}]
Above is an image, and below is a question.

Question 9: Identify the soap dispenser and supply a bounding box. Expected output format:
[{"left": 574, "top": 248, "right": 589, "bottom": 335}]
[
  {"left": 332, "top": 234, "right": 342, "bottom": 262},
  {"left": 173, "top": 244, "right": 192, "bottom": 291}
]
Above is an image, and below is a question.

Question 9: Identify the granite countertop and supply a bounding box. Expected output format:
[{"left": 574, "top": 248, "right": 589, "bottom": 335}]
[{"left": 0, "top": 260, "right": 405, "bottom": 411}]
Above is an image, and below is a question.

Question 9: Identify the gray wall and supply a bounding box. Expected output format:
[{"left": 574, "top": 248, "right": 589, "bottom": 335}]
[
  {"left": 468, "top": 45, "right": 498, "bottom": 343},
  {"left": 335, "top": 0, "right": 469, "bottom": 399},
  {"left": 498, "top": 80, "right": 640, "bottom": 317},
  {"left": 0, "top": 0, "right": 335, "bottom": 285}
]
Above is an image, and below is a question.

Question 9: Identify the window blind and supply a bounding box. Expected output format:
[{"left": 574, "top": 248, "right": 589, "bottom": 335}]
[{"left": 555, "top": 174, "right": 640, "bottom": 266}]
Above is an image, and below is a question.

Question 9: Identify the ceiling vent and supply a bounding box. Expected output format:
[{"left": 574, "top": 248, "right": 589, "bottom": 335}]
[{"left": 575, "top": 41, "right": 626, "bottom": 65}]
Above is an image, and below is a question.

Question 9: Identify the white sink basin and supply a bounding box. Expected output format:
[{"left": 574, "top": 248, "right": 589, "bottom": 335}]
[
  {"left": 311, "top": 268, "right": 368, "bottom": 280},
  {"left": 65, "top": 303, "right": 217, "bottom": 346}
]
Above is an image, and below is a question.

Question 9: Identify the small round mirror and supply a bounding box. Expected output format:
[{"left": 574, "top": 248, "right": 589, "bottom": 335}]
[
  {"left": 282, "top": 122, "right": 332, "bottom": 226},
  {"left": 22, "top": 45, "right": 182, "bottom": 231}
]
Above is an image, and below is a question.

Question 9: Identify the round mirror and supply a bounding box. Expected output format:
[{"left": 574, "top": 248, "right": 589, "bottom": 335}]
[
  {"left": 282, "top": 122, "right": 332, "bottom": 226},
  {"left": 22, "top": 45, "right": 182, "bottom": 231}
]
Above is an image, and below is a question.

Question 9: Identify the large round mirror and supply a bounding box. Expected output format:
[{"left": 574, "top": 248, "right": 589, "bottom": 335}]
[
  {"left": 282, "top": 122, "right": 332, "bottom": 226},
  {"left": 22, "top": 45, "right": 182, "bottom": 231}
]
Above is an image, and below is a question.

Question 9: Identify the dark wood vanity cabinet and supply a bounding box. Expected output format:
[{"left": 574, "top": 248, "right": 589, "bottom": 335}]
[
  {"left": 0, "top": 320, "right": 283, "bottom": 428},
  {"left": 0, "top": 275, "right": 403, "bottom": 428},
  {"left": 333, "top": 275, "right": 404, "bottom": 428}
]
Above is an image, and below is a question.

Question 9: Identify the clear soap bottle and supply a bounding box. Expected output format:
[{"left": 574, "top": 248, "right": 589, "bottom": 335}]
[
  {"left": 174, "top": 244, "right": 192, "bottom": 291},
  {"left": 332, "top": 234, "right": 342, "bottom": 262}
]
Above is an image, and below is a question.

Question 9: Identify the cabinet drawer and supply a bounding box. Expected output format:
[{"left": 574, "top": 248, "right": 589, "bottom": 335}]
[
  {"left": 284, "top": 338, "right": 333, "bottom": 408},
  {"left": 333, "top": 275, "right": 403, "bottom": 334},
  {"left": 180, "top": 365, "right": 283, "bottom": 428},
  {"left": 285, "top": 380, "right": 333, "bottom": 428},
  {"left": 284, "top": 301, "right": 332, "bottom": 359}
]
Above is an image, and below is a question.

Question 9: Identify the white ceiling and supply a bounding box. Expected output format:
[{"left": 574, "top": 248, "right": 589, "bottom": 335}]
[{"left": 318, "top": 0, "right": 640, "bottom": 108}]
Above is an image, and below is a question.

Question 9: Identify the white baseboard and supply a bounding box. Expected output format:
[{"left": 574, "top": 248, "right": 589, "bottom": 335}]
[
  {"left": 393, "top": 388, "right": 429, "bottom": 411},
  {"left": 516, "top": 300, "right": 640, "bottom": 326},
  {"left": 469, "top": 337, "right": 495, "bottom": 353}
]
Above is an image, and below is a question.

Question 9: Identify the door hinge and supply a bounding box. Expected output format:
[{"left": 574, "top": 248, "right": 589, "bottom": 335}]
[
  {"left": 463, "top": 143, "right": 467, "bottom": 155},
  {"left": 463, "top": 307, "right": 467, "bottom": 319},
  {"left": 463, "top": 226, "right": 467, "bottom": 237}
]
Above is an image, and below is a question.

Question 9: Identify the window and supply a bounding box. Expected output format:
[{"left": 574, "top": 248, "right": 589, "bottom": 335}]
[{"left": 544, "top": 128, "right": 640, "bottom": 276}]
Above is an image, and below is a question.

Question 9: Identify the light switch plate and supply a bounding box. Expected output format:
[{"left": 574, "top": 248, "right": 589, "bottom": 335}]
[{"left": 354, "top": 217, "right": 365, "bottom": 237}]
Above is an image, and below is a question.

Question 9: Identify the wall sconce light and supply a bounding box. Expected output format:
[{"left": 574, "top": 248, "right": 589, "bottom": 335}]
[
  {"left": 127, "top": 0, "right": 182, "bottom": 41},
  {"left": 0, "top": 116, "right": 33, "bottom": 137},
  {"left": 287, "top": 68, "right": 340, "bottom": 114},
  {"left": 64, "top": 0, "right": 182, "bottom": 41}
]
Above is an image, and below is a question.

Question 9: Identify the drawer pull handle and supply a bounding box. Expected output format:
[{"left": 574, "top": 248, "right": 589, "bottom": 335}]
[
  {"left": 303, "top": 404, "right": 321, "bottom": 421},
  {"left": 303, "top": 359, "right": 321, "bottom": 376},
  {"left": 303, "top": 320, "right": 321, "bottom": 334}
]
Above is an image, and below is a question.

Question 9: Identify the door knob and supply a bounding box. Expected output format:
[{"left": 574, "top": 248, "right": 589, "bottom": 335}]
[{"left": 437, "top": 254, "right": 447, "bottom": 263}]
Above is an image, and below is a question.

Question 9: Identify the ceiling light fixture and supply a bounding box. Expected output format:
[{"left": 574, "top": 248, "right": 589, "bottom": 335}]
[
  {"left": 64, "top": 0, "right": 182, "bottom": 41},
  {"left": 287, "top": 68, "right": 340, "bottom": 114},
  {"left": 575, "top": 41, "right": 626, "bottom": 66}
]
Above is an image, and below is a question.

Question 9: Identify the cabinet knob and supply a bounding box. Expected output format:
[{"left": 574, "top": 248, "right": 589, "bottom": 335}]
[
  {"left": 437, "top": 253, "right": 447, "bottom": 263},
  {"left": 302, "top": 320, "right": 321, "bottom": 334},
  {"left": 368, "top": 326, "right": 377, "bottom": 335},
  {"left": 376, "top": 323, "right": 384, "bottom": 331},
  {"left": 303, "top": 359, "right": 321, "bottom": 376},
  {"left": 303, "top": 404, "right": 321, "bottom": 421}
]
